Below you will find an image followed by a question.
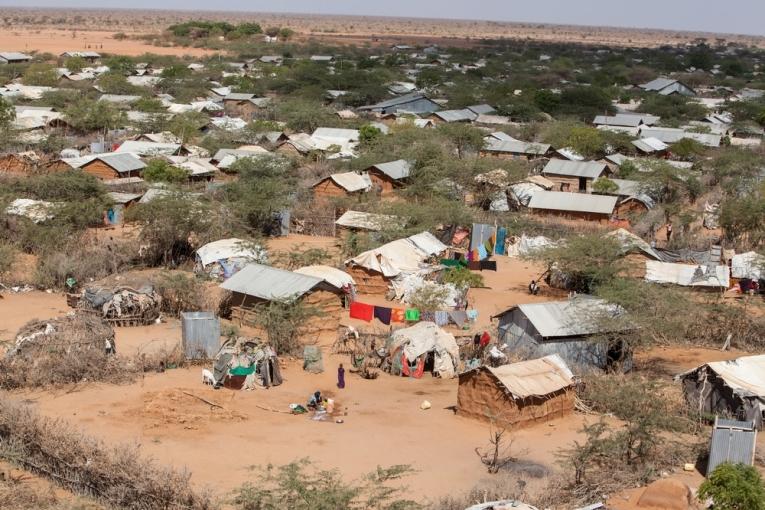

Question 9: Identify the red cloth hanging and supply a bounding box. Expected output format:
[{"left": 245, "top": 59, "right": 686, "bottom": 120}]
[
  {"left": 412, "top": 357, "right": 425, "bottom": 379},
  {"left": 349, "top": 301, "right": 374, "bottom": 321}
]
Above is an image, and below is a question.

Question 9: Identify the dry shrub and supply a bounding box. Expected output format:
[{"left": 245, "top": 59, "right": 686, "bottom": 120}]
[
  {"left": 0, "top": 469, "right": 104, "bottom": 510},
  {"left": 428, "top": 472, "right": 534, "bottom": 510},
  {"left": 35, "top": 238, "right": 137, "bottom": 289},
  {"left": 153, "top": 272, "right": 208, "bottom": 317},
  {"left": 0, "top": 398, "right": 213, "bottom": 510},
  {"left": 0, "top": 314, "right": 133, "bottom": 390}
]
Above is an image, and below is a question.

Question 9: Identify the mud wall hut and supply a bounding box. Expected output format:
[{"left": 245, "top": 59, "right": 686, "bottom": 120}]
[{"left": 458, "top": 354, "right": 575, "bottom": 429}]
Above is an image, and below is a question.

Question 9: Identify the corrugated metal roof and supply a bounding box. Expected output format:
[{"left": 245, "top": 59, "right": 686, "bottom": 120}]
[
  {"left": 484, "top": 139, "right": 550, "bottom": 155},
  {"left": 707, "top": 419, "right": 756, "bottom": 474},
  {"left": 432, "top": 109, "right": 476, "bottom": 122},
  {"left": 0, "top": 52, "right": 32, "bottom": 61},
  {"left": 482, "top": 354, "right": 574, "bottom": 399},
  {"left": 639, "top": 127, "right": 721, "bottom": 147},
  {"left": 496, "top": 296, "right": 627, "bottom": 339},
  {"left": 220, "top": 263, "right": 323, "bottom": 301},
  {"left": 116, "top": 141, "right": 181, "bottom": 156},
  {"left": 640, "top": 77, "right": 678, "bottom": 91},
  {"left": 632, "top": 137, "right": 668, "bottom": 153},
  {"left": 358, "top": 92, "right": 436, "bottom": 110},
  {"left": 467, "top": 104, "right": 495, "bottom": 115},
  {"left": 370, "top": 159, "right": 412, "bottom": 180},
  {"left": 65, "top": 152, "right": 146, "bottom": 173},
  {"left": 224, "top": 92, "right": 255, "bottom": 101},
  {"left": 312, "top": 127, "right": 359, "bottom": 142},
  {"left": 107, "top": 191, "right": 142, "bottom": 204},
  {"left": 528, "top": 191, "right": 617, "bottom": 215},
  {"left": 542, "top": 159, "right": 608, "bottom": 179}
]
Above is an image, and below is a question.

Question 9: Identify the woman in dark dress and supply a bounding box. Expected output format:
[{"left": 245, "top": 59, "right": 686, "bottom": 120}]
[{"left": 337, "top": 363, "right": 346, "bottom": 389}]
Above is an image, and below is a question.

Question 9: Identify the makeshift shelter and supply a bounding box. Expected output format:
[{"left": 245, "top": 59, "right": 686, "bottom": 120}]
[
  {"left": 5, "top": 198, "right": 57, "bottom": 223},
  {"left": 195, "top": 238, "right": 267, "bottom": 280},
  {"left": 731, "top": 252, "right": 764, "bottom": 281},
  {"left": 645, "top": 260, "right": 729, "bottom": 289},
  {"left": 678, "top": 355, "right": 765, "bottom": 429},
  {"left": 458, "top": 355, "right": 575, "bottom": 429},
  {"left": 221, "top": 263, "right": 345, "bottom": 328},
  {"left": 493, "top": 296, "right": 633, "bottom": 371},
  {"left": 527, "top": 191, "right": 617, "bottom": 222},
  {"left": 181, "top": 311, "right": 220, "bottom": 360},
  {"left": 312, "top": 172, "right": 372, "bottom": 200},
  {"left": 387, "top": 322, "right": 459, "bottom": 379},
  {"left": 77, "top": 285, "right": 161, "bottom": 326},
  {"left": 211, "top": 337, "right": 282, "bottom": 389},
  {"left": 540, "top": 160, "right": 611, "bottom": 193},
  {"left": 345, "top": 231, "right": 447, "bottom": 294},
  {"left": 706, "top": 418, "right": 757, "bottom": 474},
  {"left": 365, "top": 159, "right": 413, "bottom": 195}
]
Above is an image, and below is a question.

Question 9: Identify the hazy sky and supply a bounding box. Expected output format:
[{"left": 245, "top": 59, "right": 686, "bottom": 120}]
[{"left": 1, "top": 0, "right": 764, "bottom": 37}]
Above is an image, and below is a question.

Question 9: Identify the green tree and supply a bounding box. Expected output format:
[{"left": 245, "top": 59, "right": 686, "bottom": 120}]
[
  {"left": 437, "top": 123, "right": 485, "bottom": 159},
  {"left": 142, "top": 158, "right": 190, "bottom": 183},
  {"left": 698, "top": 464, "right": 765, "bottom": 510},
  {"left": 359, "top": 124, "right": 382, "bottom": 144},
  {"left": 64, "top": 99, "right": 127, "bottom": 132},
  {"left": 23, "top": 63, "right": 58, "bottom": 86},
  {"left": 278, "top": 27, "right": 294, "bottom": 40},
  {"left": 276, "top": 99, "right": 333, "bottom": 132},
  {"left": 531, "top": 234, "right": 624, "bottom": 293},
  {"left": 63, "top": 56, "right": 86, "bottom": 73},
  {"left": 593, "top": 177, "right": 619, "bottom": 194},
  {"left": 0, "top": 97, "right": 16, "bottom": 131},
  {"left": 670, "top": 137, "right": 706, "bottom": 161},
  {"left": 96, "top": 72, "right": 140, "bottom": 95}
]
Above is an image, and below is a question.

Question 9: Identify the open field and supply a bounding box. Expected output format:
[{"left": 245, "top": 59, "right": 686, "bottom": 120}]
[{"left": 0, "top": 7, "right": 764, "bottom": 53}]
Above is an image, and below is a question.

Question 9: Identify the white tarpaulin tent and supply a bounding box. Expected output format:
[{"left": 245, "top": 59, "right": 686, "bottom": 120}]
[
  {"left": 731, "top": 252, "right": 764, "bottom": 280},
  {"left": 196, "top": 238, "right": 267, "bottom": 267},
  {"left": 645, "top": 260, "right": 729, "bottom": 288},
  {"left": 195, "top": 238, "right": 267, "bottom": 279},
  {"left": 390, "top": 322, "right": 459, "bottom": 378},
  {"left": 294, "top": 265, "right": 356, "bottom": 290},
  {"left": 347, "top": 231, "right": 447, "bottom": 278},
  {"left": 505, "top": 234, "right": 556, "bottom": 258}
]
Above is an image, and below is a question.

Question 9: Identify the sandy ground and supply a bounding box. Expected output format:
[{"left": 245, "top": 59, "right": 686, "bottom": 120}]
[
  {"left": 0, "top": 28, "right": 215, "bottom": 57},
  {"left": 1, "top": 240, "right": 761, "bottom": 504},
  {"left": 15, "top": 358, "right": 600, "bottom": 502}
]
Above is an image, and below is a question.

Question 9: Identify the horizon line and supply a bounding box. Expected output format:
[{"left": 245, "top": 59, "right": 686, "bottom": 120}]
[{"left": 0, "top": 4, "right": 763, "bottom": 40}]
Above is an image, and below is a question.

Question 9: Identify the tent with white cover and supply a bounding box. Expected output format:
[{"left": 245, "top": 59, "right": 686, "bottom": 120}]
[
  {"left": 345, "top": 231, "right": 447, "bottom": 294},
  {"left": 195, "top": 238, "right": 267, "bottom": 280},
  {"left": 294, "top": 265, "right": 356, "bottom": 291},
  {"left": 387, "top": 322, "right": 459, "bottom": 379}
]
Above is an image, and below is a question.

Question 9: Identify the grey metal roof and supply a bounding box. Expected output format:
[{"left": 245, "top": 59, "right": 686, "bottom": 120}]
[
  {"left": 369, "top": 159, "right": 412, "bottom": 180},
  {"left": 542, "top": 159, "right": 609, "bottom": 179},
  {"left": 497, "top": 296, "right": 628, "bottom": 339},
  {"left": 358, "top": 92, "right": 438, "bottom": 111},
  {"left": 220, "top": 263, "right": 323, "bottom": 301},
  {"left": 0, "top": 52, "right": 32, "bottom": 61},
  {"left": 640, "top": 77, "right": 678, "bottom": 91},
  {"left": 528, "top": 190, "right": 617, "bottom": 215},
  {"left": 467, "top": 104, "right": 496, "bottom": 115},
  {"left": 631, "top": 137, "right": 668, "bottom": 153},
  {"left": 432, "top": 109, "right": 477, "bottom": 122},
  {"left": 593, "top": 113, "right": 659, "bottom": 128},
  {"left": 484, "top": 139, "right": 551, "bottom": 155},
  {"left": 707, "top": 419, "right": 756, "bottom": 475},
  {"left": 94, "top": 153, "right": 146, "bottom": 174}
]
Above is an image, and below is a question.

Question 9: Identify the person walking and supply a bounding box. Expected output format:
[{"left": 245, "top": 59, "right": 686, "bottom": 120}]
[
  {"left": 666, "top": 222, "right": 673, "bottom": 242},
  {"left": 337, "top": 363, "right": 346, "bottom": 389}
]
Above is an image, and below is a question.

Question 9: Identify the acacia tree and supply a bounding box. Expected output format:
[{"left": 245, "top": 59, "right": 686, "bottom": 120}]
[{"left": 437, "top": 123, "right": 485, "bottom": 159}]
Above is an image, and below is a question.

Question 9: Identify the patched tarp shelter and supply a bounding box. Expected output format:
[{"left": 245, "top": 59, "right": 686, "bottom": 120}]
[
  {"left": 458, "top": 355, "right": 575, "bottom": 429},
  {"left": 679, "top": 354, "right": 765, "bottom": 429},
  {"left": 212, "top": 337, "right": 282, "bottom": 390},
  {"left": 493, "top": 296, "right": 633, "bottom": 371},
  {"left": 387, "top": 322, "right": 459, "bottom": 379},
  {"left": 195, "top": 238, "right": 267, "bottom": 280},
  {"left": 345, "top": 231, "right": 447, "bottom": 294},
  {"left": 645, "top": 260, "right": 729, "bottom": 289}
]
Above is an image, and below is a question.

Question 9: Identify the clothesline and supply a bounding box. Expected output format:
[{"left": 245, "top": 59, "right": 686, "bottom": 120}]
[{"left": 349, "top": 300, "right": 478, "bottom": 327}]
